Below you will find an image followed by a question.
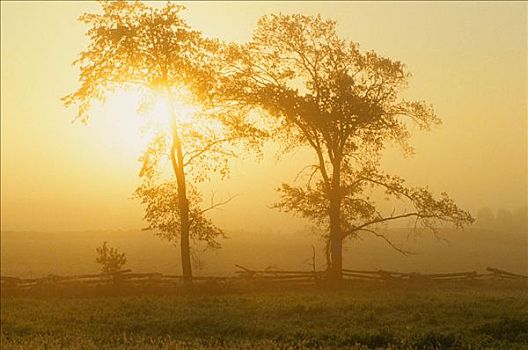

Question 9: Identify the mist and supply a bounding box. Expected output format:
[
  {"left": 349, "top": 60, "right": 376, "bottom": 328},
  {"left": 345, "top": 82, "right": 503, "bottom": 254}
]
[{"left": 1, "top": 2, "right": 527, "bottom": 350}]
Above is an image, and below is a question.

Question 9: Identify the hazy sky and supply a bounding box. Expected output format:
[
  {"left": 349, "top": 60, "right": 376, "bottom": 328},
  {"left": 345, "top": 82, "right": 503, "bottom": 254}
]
[{"left": 1, "top": 1, "right": 526, "bottom": 233}]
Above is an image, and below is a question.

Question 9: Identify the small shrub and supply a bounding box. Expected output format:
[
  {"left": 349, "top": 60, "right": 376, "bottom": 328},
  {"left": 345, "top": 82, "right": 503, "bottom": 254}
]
[{"left": 95, "top": 242, "right": 127, "bottom": 273}]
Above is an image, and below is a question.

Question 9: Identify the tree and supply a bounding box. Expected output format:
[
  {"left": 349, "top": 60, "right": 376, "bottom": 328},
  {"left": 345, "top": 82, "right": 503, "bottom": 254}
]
[
  {"left": 63, "top": 2, "right": 262, "bottom": 282},
  {"left": 96, "top": 242, "right": 127, "bottom": 273},
  {"left": 219, "top": 14, "right": 473, "bottom": 280}
]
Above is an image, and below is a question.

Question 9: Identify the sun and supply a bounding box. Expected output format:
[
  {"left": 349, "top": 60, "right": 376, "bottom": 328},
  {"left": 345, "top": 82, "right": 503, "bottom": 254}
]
[
  {"left": 90, "top": 87, "right": 211, "bottom": 161},
  {"left": 109, "top": 87, "right": 200, "bottom": 128},
  {"left": 148, "top": 89, "right": 199, "bottom": 127}
]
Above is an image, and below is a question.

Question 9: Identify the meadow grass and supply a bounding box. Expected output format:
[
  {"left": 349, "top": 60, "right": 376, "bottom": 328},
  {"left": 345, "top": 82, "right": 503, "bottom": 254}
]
[{"left": 1, "top": 281, "right": 527, "bottom": 349}]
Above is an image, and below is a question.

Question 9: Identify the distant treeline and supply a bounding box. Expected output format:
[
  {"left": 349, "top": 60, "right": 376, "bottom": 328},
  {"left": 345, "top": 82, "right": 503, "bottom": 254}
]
[{"left": 475, "top": 206, "right": 527, "bottom": 232}]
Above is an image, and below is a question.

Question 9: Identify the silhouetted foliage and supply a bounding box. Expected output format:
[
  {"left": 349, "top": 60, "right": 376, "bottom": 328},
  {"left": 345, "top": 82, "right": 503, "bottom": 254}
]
[
  {"left": 219, "top": 14, "right": 473, "bottom": 279},
  {"left": 134, "top": 181, "right": 227, "bottom": 250},
  {"left": 95, "top": 242, "right": 126, "bottom": 273},
  {"left": 63, "top": 1, "right": 263, "bottom": 282},
  {"left": 63, "top": 2, "right": 216, "bottom": 122}
]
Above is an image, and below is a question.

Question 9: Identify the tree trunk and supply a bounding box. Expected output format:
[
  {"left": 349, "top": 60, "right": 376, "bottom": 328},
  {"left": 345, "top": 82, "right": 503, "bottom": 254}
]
[
  {"left": 327, "top": 160, "right": 343, "bottom": 282},
  {"left": 170, "top": 131, "right": 192, "bottom": 283},
  {"left": 328, "top": 192, "right": 343, "bottom": 282},
  {"left": 168, "top": 91, "right": 192, "bottom": 284}
]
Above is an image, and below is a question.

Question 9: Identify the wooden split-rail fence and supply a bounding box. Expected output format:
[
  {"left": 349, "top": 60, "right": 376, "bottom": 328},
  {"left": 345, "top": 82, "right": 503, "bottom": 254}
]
[
  {"left": 233, "top": 265, "right": 528, "bottom": 284},
  {"left": 1, "top": 266, "right": 526, "bottom": 291}
]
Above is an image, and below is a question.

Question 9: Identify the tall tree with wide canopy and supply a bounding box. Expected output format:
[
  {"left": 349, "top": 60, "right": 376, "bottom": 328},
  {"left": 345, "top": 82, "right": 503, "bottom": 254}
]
[
  {"left": 63, "top": 1, "right": 261, "bottom": 282},
  {"left": 220, "top": 14, "right": 473, "bottom": 280}
]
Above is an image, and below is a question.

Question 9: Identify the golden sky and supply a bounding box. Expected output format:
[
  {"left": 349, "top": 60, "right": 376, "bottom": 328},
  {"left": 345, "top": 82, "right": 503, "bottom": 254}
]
[{"left": 1, "top": 1, "right": 526, "bottom": 232}]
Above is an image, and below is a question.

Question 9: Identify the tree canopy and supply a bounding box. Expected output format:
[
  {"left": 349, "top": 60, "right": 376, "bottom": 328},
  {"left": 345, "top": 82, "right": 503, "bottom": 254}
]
[
  {"left": 64, "top": 1, "right": 264, "bottom": 281},
  {"left": 63, "top": 1, "right": 216, "bottom": 122},
  {"left": 65, "top": 5, "right": 473, "bottom": 282},
  {"left": 219, "top": 14, "right": 473, "bottom": 278}
]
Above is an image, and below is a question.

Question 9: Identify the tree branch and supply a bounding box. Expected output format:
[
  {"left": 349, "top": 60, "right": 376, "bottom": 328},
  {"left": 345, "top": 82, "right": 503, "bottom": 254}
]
[
  {"left": 343, "top": 212, "right": 436, "bottom": 239},
  {"left": 198, "top": 193, "right": 237, "bottom": 215},
  {"left": 356, "top": 228, "right": 413, "bottom": 255},
  {"left": 183, "top": 136, "right": 239, "bottom": 167}
]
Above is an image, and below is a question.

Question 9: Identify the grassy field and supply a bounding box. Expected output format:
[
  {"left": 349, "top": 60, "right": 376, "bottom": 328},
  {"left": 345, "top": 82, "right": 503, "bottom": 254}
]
[{"left": 1, "top": 281, "right": 528, "bottom": 349}]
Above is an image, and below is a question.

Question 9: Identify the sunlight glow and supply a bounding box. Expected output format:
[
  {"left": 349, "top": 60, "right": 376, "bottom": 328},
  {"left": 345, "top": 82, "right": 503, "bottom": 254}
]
[
  {"left": 89, "top": 87, "right": 221, "bottom": 164},
  {"left": 147, "top": 88, "right": 202, "bottom": 128}
]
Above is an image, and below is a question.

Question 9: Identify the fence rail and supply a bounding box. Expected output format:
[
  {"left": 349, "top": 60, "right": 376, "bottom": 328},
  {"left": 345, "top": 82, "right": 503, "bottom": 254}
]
[
  {"left": 233, "top": 265, "right": 527, "bottom": 283},
  {"left": 1, "top": 266, "right": 526, "bottom": 290}
]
